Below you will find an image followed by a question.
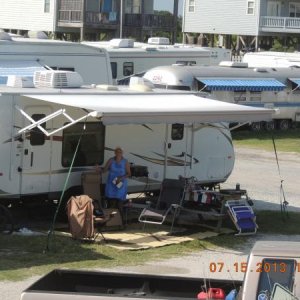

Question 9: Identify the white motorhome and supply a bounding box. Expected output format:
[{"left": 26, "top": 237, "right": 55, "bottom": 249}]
[
  {"left": 0, "top": 71, "right": 272, "bottom": 205},
  {"left": 143, "top": 63, "right": 300, "bottom": 131},
  {"left": 82, "top": 38, "right": 231, "bottom": 81},
  {"left": 0, "top": 32, "right": 112, "bottom": 85},
  {"left": 243, "top": 51, "right": 300, "bottom": 68}
]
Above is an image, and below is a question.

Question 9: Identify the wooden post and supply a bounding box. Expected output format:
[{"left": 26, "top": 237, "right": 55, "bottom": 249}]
[
  {"left": 80, "top": 0, "right": 86, "bottom": 41},
  {"left": 172, "top": 0, "right": 179, "bottom": 44},
  {"left": 140, "top": 0, "right": 145, "bottom": 41}
]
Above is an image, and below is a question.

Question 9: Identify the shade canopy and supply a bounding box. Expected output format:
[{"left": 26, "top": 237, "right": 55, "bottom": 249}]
[
  {"left": 24, "top": 93, "right": 274, "bottom": 125},
  {"left": 196, "top": 78, "right": 286, "bottom": 91},
  {"left": 0, "top": 61, "right": 45, "bottom": 84},
  {"left": 288, "top": 78, "right": 300, "bottom": 88}
]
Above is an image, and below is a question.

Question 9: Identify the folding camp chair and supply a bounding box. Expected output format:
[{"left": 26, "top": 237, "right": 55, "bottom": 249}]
[
  {"left": 225, "top": 199, "right": 257, "bottom": 235},
  {"left": 67, "top": 195, "right": 116, "bottom": 242},
  {"left": 138, "top": 178, "right": 185, "bottom": 232}
]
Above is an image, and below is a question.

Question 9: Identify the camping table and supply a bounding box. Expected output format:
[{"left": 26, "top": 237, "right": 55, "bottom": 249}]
[{"left": 174, "top": 189, "right": 248, "bottom": 232}]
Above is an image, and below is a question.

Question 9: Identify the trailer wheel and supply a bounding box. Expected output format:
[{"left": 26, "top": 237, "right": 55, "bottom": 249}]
[
  {"left": 278, "top": 119, "right": 290, "bottom": 131},
  {"left": 0, "top": 204, "right": 14, "bottom": 234},
  {"left": 250, "top": 122, "right": 263, "bottom": 131},
  {"left": 265, "top": 121, "right": 275, "bottom": 131}
]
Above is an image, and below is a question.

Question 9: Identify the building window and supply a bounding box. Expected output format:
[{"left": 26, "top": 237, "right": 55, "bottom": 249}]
[
  {"left": 171, "top": 124, "right": 184, "bottom": 140},
  {"left": 247, "top": 0, "right": 255, "bottom": 15},
  {"left": 125, "top": 0, "right": 141, "bottom": 14},
  {"left": 44, "top": 0, "right": 50, "bottom": 13},
  {"left": 188, "top": 0, "right": 195, "bottom": 12},
  {"left": 123, "top": 62, "right": 134, "bottom": 76},
  {"left": 62, "top": 122, "right": 105, "bottom": 167},
  {"left": 289, "top": 2, "right": 300, "bottom": 17},
  {"left": 111, "top": 62, "right": 117, "bottom": 79},
  {"left": 30, "top": 114, "right": 46, "bottom": 146}
]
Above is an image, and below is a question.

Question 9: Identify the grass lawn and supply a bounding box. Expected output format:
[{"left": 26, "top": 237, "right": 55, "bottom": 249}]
[
  {"left": 231, "top": 129, "right": 300, "bottom": 153},
  {"left": 1, "top": 210, "right": 300, "bottom": 282}
]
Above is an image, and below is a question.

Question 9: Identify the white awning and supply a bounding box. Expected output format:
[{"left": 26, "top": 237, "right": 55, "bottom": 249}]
[{"left": 23, "top": 93, "right": 274, "bottom": 125}]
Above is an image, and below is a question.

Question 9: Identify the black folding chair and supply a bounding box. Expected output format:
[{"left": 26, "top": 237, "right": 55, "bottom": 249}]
[{"left": 138, "top": 179, "right": 185, "bottom": 232}]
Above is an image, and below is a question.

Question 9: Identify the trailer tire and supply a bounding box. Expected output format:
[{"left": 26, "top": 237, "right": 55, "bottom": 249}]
[
  {"left": 278, "top": 119, "right": 290, "bottom": 131},
  {"left": 250, "top": 122, "right": 263, "bottom": 131},
  {"left": 265, "top": 121, "right": 275, "bottom": 131},
  {"left": 0, "top": 204, "right": 14, "bottom": 234}
]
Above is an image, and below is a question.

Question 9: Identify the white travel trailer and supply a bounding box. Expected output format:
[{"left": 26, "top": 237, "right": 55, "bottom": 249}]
[
  {"left": 243, "top": 51, "right": 300, "bottom": 68},
  {"left": 0, "top": 32, "right": 112, "bottom": 85},
  {"left": 82, "top": 38, "right": 231, "bottom": 81},
  {"left": 0, "top": 71, "right": 272, "bottom": 205},
  {"left": 143, "top": 63, "right": 300, "bottom": 130}
]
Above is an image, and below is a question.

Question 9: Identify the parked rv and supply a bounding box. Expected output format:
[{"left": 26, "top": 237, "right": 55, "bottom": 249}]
[
  {"left": 0, "top": 32, "right": 112, "bottom": 85},
  {"left": 20, "top": 241, "right": 300, "bottom": 300},
  {"left": 143, "top": 63, "right": 300, "bottom": 131},
  {"left": 0, "top": 71, "right": 272, "bottom": 206},
  {"left": 243, "top": 51, "right": 300, "bottom": 68},
  {"left": 82, "top": 38, "right": 231, "bottom": 81}
]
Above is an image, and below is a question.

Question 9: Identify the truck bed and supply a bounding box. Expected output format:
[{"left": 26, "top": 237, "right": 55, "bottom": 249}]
[{"left": 21, "top": 269, "right": 242, "bottom": 300}]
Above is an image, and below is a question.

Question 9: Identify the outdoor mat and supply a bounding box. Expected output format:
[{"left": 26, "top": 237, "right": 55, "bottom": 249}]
[{"left": 95, "top": 224, "right": 234, "bottom": 250}]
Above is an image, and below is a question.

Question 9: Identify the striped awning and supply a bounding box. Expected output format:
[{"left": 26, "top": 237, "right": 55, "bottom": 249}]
[
  {"left": 196, "top": 78, "right": 286, "bottom": 91},
  {"left": 0, "top": 61, "right": 45, "bottom": 84}
]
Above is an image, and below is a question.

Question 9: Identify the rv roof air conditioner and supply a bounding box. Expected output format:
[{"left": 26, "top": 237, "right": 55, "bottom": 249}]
[
  {"left": 147, "top": 37, "right": 170, "bottom": 45},
  {"left": 219, "top": 61, "right": 248, "bottom": 68},
  {"left": 109, "top": 39, "right": 134, "bottom": 48},
  {"left": 33, "top": 70, "right": 83, "bottom": 88}
]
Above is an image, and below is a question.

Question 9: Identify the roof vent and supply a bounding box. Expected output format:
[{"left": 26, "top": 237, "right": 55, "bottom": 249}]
[
  {"left": 148, "top": 37, "right": 170, "bottom": 45},
  {"left": 0, "top": 31, "right": 12, "bottom": 41},
  {"left": 6, "top": 75, "right": 34, "bottom": 88},
  {"left": 109, "top": 38, "right": 134, "bottom": 48},
  {"left": 219, "top": 61, "right": 248, "bottom": 68},
  {"left": 33, "top": 70, "right": 83, "bottom": 88},
  {"left": 96, "top": 84, "right": 119, "bottom": 91},
  {"left": 129, "top": 77, "right": 154, "bottom": 92}
]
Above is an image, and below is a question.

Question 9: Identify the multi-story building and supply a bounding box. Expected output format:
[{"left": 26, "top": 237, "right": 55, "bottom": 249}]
[
  {"left": 0, "top": 0, "right": 179, "bottom": 42},
  {"left": 182, "top": 0, "right": 300, "bottom": 51}
]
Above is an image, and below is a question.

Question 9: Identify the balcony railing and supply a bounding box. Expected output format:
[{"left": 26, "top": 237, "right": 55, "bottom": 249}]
[
  {"left": 261, "top": 16, "right": 300, "bottom": 30},
  {"left": 58, "top": 10, "right": 82, "bottom": 23},
  {"left": 124, "top": 14, "right": 174, "bottom": 28},
  {"left": 58, "top": 11, "right": 174, "bottom": 29}
]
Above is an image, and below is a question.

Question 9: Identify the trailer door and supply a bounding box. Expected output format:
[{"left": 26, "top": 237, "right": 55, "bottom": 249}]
[
  {"left": 165, "top": 124, "right": 192, "bottom": 179},
  {"left": 20, "top": 106, "right": 52, "bottom": 196}
]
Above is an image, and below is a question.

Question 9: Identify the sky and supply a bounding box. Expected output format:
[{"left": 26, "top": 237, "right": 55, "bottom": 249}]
[{"left": 154, "top": 0, "right": 184, "bottom": 16}]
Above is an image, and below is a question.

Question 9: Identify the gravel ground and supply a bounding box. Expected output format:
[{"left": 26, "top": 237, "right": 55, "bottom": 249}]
[{"left": 1, "top": 147, "right": 300, "bottom": 299}]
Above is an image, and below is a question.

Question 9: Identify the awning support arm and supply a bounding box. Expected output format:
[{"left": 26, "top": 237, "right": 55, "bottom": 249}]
[{"left": 15, "top": 105, "right": 98, "bottom": 137}]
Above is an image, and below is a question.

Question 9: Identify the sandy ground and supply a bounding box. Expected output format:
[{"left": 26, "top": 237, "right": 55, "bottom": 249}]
[{"left": 1, "top": 147, "right": 300, "bottom": 299}]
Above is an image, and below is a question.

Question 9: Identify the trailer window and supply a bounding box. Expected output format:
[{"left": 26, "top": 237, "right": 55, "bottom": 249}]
[
  {"left": 176, "top": 60, "right": 196, "bottom": 66},
  {"left": 111, "top": 62, "right": 117, "bottom": 79},
  {"left": 171, "top": 124, "right": 184, "bottom": 140},
  {"left": 250, "top": 91, "right": 261, "bottom": 101},
  {"left": 233, "top": 91, "right": 247, "bottom": 102},
  {"left": 30, "top": 114, "right": 46, "bottom": 146},
  {"left": 256, "top": 259, "right": 295, "bottom": 299},
  {"left": 62, "top": 122, "right": 105, "bottom": 167},
  {"left": 50, "top": 67, "right": 75, "bottom": 72},
  {"left": 123, "top": 62, "right": 134, "bottom": 76}
]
